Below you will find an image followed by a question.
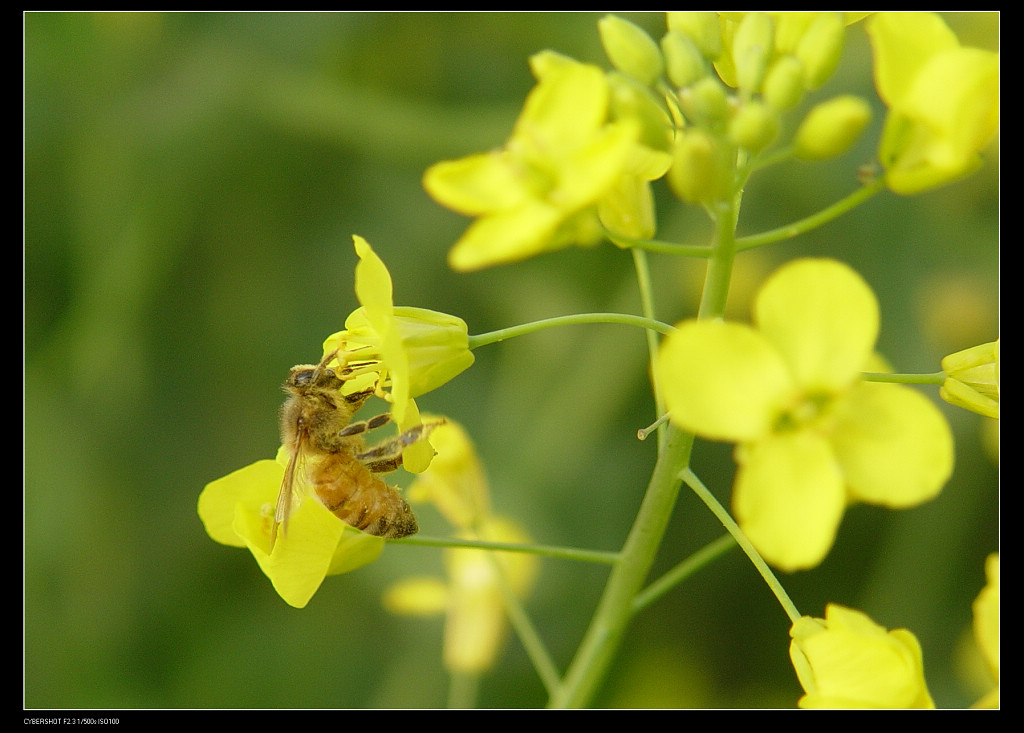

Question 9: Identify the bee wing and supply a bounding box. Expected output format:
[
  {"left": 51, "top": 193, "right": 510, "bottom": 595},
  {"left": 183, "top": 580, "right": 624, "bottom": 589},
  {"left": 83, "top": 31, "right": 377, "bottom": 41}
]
[{"left": 270, "top": 429, "right": 310, "bottom": 551}]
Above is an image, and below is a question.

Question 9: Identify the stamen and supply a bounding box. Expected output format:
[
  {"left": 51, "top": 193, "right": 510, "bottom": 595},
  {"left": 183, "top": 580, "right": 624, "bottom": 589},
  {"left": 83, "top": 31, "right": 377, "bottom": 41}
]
[{"left": 637, "top": 412, "right": 671, "bottom": 440}]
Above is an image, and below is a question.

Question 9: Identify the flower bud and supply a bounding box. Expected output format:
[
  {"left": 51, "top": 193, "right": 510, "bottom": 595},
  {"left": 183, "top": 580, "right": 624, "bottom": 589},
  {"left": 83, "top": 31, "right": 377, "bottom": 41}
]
[
  {"left": 728, "top": 100, "right": 779, "bottom": 154},
  {"left": 598, "top": 14, "right": 663, "bottom": 86},
  {"left": 606, "top": 71, "right": 673, "bottom": 152},
  {"left": 793, "top": 95, "right": 871, "bottom": 160},
  {"left": 790, "top": 604, "right": 935, "bottom": 708},
  {"left": 668, "top": 128, "right": 729, "bottom": 204},
  {"left": 666, "top": 11, "right": 722, "bottom": 60},
  {"left": 661, "top": 30, "right": 707, "bottom": 89},
  {"left": 732, "top": 12, "right": 774, "bottom": 93},
  {"left": 762, "top": 54, "right": 805, "bottom": 111},
  {"left": 795, "top": 12, "right": 845, "bottom": 90},
  {"left": 681, "top": 76, "right": 731, "bottom": 126},
  {"left": 941, "top": 340, "right": 998, "bottom": 418}
]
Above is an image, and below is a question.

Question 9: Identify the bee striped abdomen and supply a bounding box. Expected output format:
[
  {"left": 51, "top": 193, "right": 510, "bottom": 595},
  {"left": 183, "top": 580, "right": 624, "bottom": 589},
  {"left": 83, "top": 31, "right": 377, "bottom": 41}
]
[{"left": 310, "top": 451, "right": 418, "bottom": 539}]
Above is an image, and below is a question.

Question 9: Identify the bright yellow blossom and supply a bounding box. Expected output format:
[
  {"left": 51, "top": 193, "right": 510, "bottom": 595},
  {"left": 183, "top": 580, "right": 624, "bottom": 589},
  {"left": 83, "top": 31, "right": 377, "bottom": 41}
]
[
  {"left": 406, "top": 419, "right": 490, "bottom": 530},
  {"left": 867, "top": 12, "right": 999, "bottom": 194},
  {"left": 971, "top": 553, "right": 999, "bottom": 708},
  {"left": 656, "top": 258, "right": 954, "bottom": 570},
  {"left": 790, "top": 604, "right": 935, "bottom": 708},
  {"left": 325, "top": 236, "right": 473, "bottom": 418},
  {"left": 385, "top": 420, "right": 538, "bottom": 674},
  {"left": 424, "top": 56, "right": 644, "bottom": 271},
  {"left": 198, "top": 236, "right": 472, "bottom": 606},
  {"left": 198, "top": 456, "right": 384, "bottom": 608}
]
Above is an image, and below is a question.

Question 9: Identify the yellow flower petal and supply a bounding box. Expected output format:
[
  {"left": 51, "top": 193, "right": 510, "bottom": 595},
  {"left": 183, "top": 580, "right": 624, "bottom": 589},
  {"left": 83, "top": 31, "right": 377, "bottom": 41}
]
[
  {"left": 900, "top": 49, "right": 998, "bottom": 168},
  {"left": 755, "top": 258, "right": 879, "bottom": 392},
  {"left": 867, "top": 12, "right": 958, "bottom": 108},
  {"left": 383, "top": 576, "right": 450, "bottom": 616},
  {"left": 447, "top": 201, "right": 563, "bottom": 271},
  {"left": 422, "top": 151, "right": 531, "bottom": 216},
  {"left": 556, "top": 120, "right": 640, "bottom": 211},
  {"left": 199, "top": 459, "right": 282, "bottom": 548},
  {"left": 790, "top": 604, "right": 934, "bottom": 708},
  {"left": 657, "top": 319, "right": 796, "bottom": 442},
  {"left": 514, "top": 61, "right": 609, "bottom": 152},
  {"left": 395, "top": 398, "right": 434, "bottom": 474},
  {"left": 242, "top": 497, "right": 350, "bottom": 609},
  {"left": 830, "top": 383, "right": 954, "bottom": 507},
  {"left": 407, "top": 418, "right": 490, "bottom": 530},
  {"left": 200, "top": 453, "right": 384, "bottom": 608},
  {"left": 972, "top": 553, "right": 999, "bottom": 689},
  {"left": 353, "top": 235, "right": 393, "bottom": 330},
  {"left": 733, "top": 431, "right": 846, "bottom": 572},
  {"left": 868, "top": 12, "right": 999, "bottom": 194}
]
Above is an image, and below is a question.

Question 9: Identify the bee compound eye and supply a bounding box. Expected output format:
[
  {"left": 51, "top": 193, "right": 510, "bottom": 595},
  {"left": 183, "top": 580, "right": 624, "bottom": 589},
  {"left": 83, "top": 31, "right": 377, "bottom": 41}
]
[{"left": 293, "top": 369, "right": 316, "bottom": 387}]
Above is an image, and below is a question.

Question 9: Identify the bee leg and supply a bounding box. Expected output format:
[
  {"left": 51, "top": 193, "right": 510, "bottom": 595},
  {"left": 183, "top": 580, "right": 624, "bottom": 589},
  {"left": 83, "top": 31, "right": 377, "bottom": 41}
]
[
  {"left": 337, "top": 412, "right": 392, "bottom": 438},
  {"left": 341, "top": 387, "right": 377, "bottom": 410},
  {"left": 355, "top": 422, "right": 441, "bottom": 474}
]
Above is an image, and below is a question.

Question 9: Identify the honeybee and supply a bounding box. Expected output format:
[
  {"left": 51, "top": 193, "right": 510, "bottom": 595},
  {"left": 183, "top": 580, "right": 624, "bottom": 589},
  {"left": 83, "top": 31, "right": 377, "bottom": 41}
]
[{"left": 271, "top": 351, "right": 438, "bottom": 550}]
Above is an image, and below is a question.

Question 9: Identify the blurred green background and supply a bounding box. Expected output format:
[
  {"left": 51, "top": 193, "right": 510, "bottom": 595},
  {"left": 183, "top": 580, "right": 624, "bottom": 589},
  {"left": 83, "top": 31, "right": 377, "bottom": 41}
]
[{"left": 25, "top": 12, "right": 998, "bottom": 709}]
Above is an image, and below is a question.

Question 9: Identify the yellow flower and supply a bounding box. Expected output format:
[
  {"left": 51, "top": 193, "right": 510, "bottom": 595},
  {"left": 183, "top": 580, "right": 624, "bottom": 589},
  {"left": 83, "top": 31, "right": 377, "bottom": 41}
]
[
  {"left": 198, "top": 235, "right": 472, "bottom": 606},
  {"left": 941, "top": 339, "right": 999, "bottom": 419},
  {"left": 198, "top": 456, "right": 383, "bottom": 608},
  {"left": 971, "top": 553, "right": 999, "bottom": 708},
  {"left": 424, "top": 56, "right": 643, "bottom": 271},
  {"left": 867, "top": 12, "right": 999, "bottom": 194},
  {"left": 323, "top": 236, "right": 473, "bottom": 470},
  {"left": 407, "top": 419, "right": 490, "bottom": 530},
  {"left": 790, "top": 604, "right": 935, "bottom": 708},
  {"left": 385, "top": 517, "right": 537, "bottom": 674},
  {"left": 384, "top": 420, "right": 538, "bottom": 674},
  {"left": 656, "top": 259, "right": 954, "bottom": 570}
]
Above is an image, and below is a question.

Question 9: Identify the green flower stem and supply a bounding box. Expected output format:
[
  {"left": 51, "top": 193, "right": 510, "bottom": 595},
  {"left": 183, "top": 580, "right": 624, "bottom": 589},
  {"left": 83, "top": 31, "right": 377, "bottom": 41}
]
[
  {"left": 547, "top": 424, "right": 695, "bottom": 708},
  {"left": 630, "top": 533, "right": 737, "bottom": 616},
  {"left": 735, "top": 177, "right": 885, "bottom": 251},
  {"left": 632, "top": 247, "right": 669, "bottom": 449},
  {"left": 548, "top": 197, "right": 742, "bottom": 708},
  {"left": 749, "top": 144, "right": 795, "bottom": 172},
  {"left": 391, "top": 535, "right": 621, "bottom": 565},
  {"left": 605, "top": 231, "right": 714, "bottom": 257},
  {"left": 467, "top": 312, "right": 675, "bottom": 349},
  {"left": 681, "top": 468, "right": 801, "bottom": 624},
  {"left": 699, "top": 198, "right": 741, "bottom": 320},
  {"left": 863, "top": 370, "right": 946, "bottom": 385},
  {"left": 447, "top": 671, "right": 479, "bottom": 709},
  {"left": 484, "top": 551, "right": 563, "bottom": 697}
]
